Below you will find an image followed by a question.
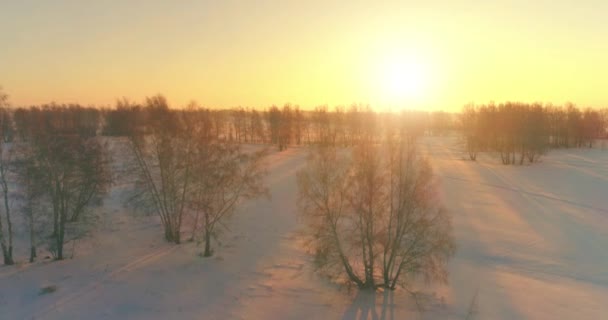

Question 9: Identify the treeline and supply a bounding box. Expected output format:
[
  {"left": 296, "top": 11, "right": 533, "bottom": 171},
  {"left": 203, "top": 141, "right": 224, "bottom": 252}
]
[
  {"left": 102, "top": 100, "right": 456, "bottom": 148},
  {"left": 461, "top": 102, "right": 608, "bottom": 164},
  {"left": 0, "top": 93, "right": 460, "bottom": 151}
]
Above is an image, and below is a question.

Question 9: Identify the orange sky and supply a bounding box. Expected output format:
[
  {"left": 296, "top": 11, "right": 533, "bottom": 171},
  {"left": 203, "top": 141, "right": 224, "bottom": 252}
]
[{"left": 1, "top": 1, "right": 607, "bottom": 110}]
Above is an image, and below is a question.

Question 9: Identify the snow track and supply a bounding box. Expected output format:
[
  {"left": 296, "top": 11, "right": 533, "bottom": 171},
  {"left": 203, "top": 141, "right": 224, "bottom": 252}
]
[{"left": 29, "top": 245, "right": 179, "bottom": 319}]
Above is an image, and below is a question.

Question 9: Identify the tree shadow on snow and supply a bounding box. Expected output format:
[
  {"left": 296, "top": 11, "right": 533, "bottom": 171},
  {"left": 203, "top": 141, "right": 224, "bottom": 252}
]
[{"left": 341, "top": 290, "right": 396, "bottom": 320}]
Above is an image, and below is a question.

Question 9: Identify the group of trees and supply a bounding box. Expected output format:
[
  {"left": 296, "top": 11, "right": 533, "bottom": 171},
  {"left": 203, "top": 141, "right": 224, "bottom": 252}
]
[
  {"left": 0, "top": 89, "right": 455, "bottom": 295},
  {"left": 297, "top": 131, "right": 455, "bottom": 290},
  {"left": 19, "top": 89, "right": 605, "bottom": 298},
  {"left": 8, "top": 82, "right": 608, "bottom": 299},
  {"left": 0, "top": 100, "right": 111, "bottom": 263},
  {"left": 3, "top": 87, "right": 606, "bottom": 297},
  {"left": 0, "top": 90, "right": 271, "bottom": 264},
  {"left": 461, "top": 102, "right": 608, "bottom": 164},
  {"left": 127, "top": 96, "right": 268, "bottom": 256}
]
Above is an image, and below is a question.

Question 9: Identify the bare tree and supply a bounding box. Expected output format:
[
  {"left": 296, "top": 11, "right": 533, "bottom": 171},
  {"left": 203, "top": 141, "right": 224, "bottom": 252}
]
[
  {"left": 293, "top": 106, "right": 304, "bottom": 145},
  {"left": 128, "top": 95, "right": 193, "bottom": 244},
  {"left": 382, "top": 133, "right": 455, "bottom": 289},
  {"left": 0, "top": 89, "right": 14, "bottom": 265},
  {"left": 102, "top": 98, "right": 142, "bottom": 136},
  {"left": 26, "top": 134, "right": 111, "bottom": 260},
  {"left": 264, "top": 105, "right": 294, "bottom": 149},
  {"left": 279, "top": 104, "right": 293, "bottom": 149},
  {"left": 461, "top": 105, "right": 479, "bottom": 161},
  {"left": 296, "top": 146, "right": 358, "bottom": 284},
  {"left": 297, "top": 136, "right": 455, "bottom": 290},
  {"left": 24, "top": 168, "right": 43, "bottom": 263},
  {"left": 231, "top": 107, "right": 247, "bottom": 143},
  {"left": 0, "top": 133, "right": 15, "bottom": 265},
  {"left": 582, "top": 108, "right": 604, "bottom": 148},
  {"left": 12, "top": 106, "right": 111, "bottom": 261},
  {"left": 129, "top": 98, "right": 268, "bottom": 250},
  {"left": 249, "top": 108, "right": 266, "bottom": 143},
  {"left": 267, "top": 106, "right": 281, "bottom": 148},
  {"left": 13, "top": 142, "right": 47, "bottom": 263},
  {"left": 188, "top": 135, "right": 268, "bottom": 257},
  {"left": 312, "top": 106, "right": 332, "bottom": 145}
]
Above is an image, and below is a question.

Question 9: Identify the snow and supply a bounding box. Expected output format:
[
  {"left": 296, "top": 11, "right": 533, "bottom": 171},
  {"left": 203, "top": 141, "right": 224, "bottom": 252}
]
[
  {"left": 1, "top": 136, "right": 608, "bottom": 319},
  {"left": 422, "top": 136, "right": 608, "bottom": 319}
]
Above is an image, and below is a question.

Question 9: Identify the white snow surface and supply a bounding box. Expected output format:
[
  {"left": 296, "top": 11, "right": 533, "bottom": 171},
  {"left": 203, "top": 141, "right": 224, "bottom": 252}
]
[{"left": 1, "top": 136, "right": 608, "bottom": 319}]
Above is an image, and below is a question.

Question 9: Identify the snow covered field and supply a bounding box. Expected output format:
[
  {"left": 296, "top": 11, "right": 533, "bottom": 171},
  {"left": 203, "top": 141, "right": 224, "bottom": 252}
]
[{"left": 1, "top": 136, "right": 608, "bottom": 319}]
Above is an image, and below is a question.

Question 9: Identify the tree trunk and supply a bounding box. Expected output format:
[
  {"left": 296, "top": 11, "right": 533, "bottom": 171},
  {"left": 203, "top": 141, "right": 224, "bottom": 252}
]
[
  {"left": 0, "top": 169, "right": 13, "bottom": 265},
  {"left": 7, "top": 245, "right": 12, "bottom": 264},
  {"left": 2, "top": 249, "right": 13, "bottom": 265},
  {"left": 203, "top": 228, "right": 212, "bottom": 257},
  {"left": 56, "top": 237, "right": 64, "bottom": 260},
  {"left": 30, "top": 246, "right": 36, "bottom": 263},
  {"left": 174, "top": 227, "right": 181, "bottom": 244},
  {"left": 203, "top": 212, "right": 212, "bottom": 257},
  {"left": 163, "top": 221, "right": 181, "bottom": 244},
  {"left": 28, "top": 204, "right": 36, "bottom": 263},
  {"left": 0, "top": 219, "right": 13, "bottom": 265},
  {"left": 4, "top": 188, "right": 13, "bottom": 265},
  {"left": 56, "top": 210, "right": 66, "bottom": 260},
  {"left": 164, "top": 226, "right": 173, "bottom": 242}
]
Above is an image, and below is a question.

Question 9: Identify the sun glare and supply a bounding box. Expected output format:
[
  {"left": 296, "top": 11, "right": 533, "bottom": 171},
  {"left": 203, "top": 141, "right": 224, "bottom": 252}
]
[
  {"left": 372, "top": 53, "right": 432, "bottom": 108},
  {"left": 386, "top": 62, "right": 425, "bottom": 98}
]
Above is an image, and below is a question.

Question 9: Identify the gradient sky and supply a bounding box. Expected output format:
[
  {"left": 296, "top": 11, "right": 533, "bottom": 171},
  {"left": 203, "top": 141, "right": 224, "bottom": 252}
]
[{"left": 1, "top": 0, "right": 607, "bottom": 110}]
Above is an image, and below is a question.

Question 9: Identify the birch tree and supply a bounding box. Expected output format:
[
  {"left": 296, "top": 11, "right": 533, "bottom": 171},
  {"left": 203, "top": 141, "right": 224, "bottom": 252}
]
[
  {"left": 0, "top": 89, "right": 14, "bottom": 265},
  {"left": 128, "top": 96, "right": 193, "bottom": 244},
  {"left": 188, "top": 123, "right": 268, "bottom": 257},
  {"left": 297, "top": 136, "right": 455, "bottom": 290}
]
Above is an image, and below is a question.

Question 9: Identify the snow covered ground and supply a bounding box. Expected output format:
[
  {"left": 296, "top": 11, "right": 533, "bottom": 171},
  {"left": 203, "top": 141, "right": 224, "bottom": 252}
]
[{"left": 1, "top": 136, "right": 608, "bottom": 319}]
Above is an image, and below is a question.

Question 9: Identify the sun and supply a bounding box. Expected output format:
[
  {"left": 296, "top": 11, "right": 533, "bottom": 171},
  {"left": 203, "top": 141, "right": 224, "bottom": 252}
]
[
  {"left": 372, "top": 54, "right": 432, "bottom": 108},
  {"left": 384, "top": 60, "right": 428, "bottom": 101},
  {"left": 390, "top": 62, "right": 424, "bottom": 93}
]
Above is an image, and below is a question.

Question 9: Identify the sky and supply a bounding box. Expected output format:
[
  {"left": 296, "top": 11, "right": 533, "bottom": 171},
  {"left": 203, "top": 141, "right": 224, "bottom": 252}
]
[{"left": 1, "top": 0, "right": 607, "bottom": 111}]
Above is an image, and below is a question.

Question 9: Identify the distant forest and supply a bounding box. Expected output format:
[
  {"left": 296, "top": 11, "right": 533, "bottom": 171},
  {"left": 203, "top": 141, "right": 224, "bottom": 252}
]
[
  {"left": 3, "top": 95, "right": 607, "bottom": 152},
  {"left": 1, "top": 91, "right": 607, "bottom": 158}
]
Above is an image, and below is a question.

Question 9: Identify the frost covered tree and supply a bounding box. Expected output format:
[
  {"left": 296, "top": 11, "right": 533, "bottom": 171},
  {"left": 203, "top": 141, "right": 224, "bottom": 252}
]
[
  {"left": 297, "top": 135, "right": 455, "bottom": 290},
  {"left": 28, "top": 135, "right": 110, "bottom": 260},
  {"left": 460, "top": 102, "right": 608, "bottom": 164},
  {"left": 129, "top": 98, "right": 268, "bottom": 249},
  {"left": 128, "top": 95, "right": 193, "bottom": 244},
  {"left": 188, "top": 134, "right": 268, "bottom": 257},
  {"left": 14, "top": 107, "right": 111, "bottom": 260}
]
